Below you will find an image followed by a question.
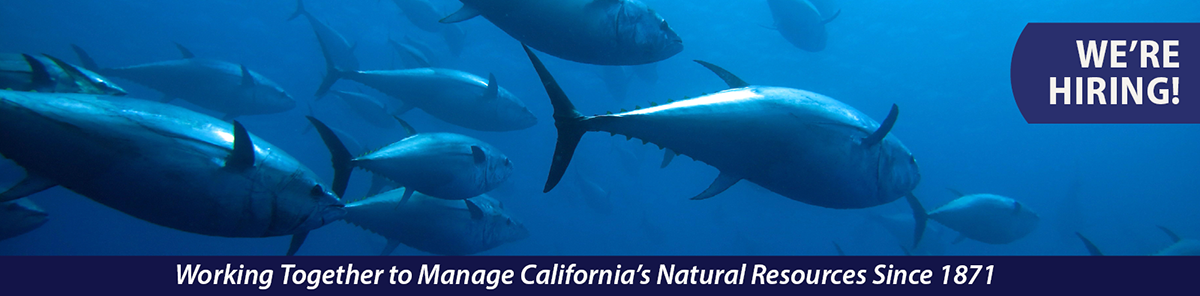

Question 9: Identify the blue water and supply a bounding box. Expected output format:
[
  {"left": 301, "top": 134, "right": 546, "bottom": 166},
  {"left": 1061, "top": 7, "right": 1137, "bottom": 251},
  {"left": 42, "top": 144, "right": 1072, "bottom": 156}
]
[{"left": 1, "top": 0, "right": 1197, "bottom": 256}]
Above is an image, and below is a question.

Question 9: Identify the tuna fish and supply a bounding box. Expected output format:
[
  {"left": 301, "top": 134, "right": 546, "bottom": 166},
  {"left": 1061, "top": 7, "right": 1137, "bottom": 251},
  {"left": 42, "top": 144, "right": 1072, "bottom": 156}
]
[
  {"left": 1153, "top": 226, "right": 1200, "bottom": 256},
  {"left": 915, "top": 189, "right": 1040, "bottom": 245},
  {"left": 319, "top": 67, "right": 536, "bottom": 132},
  {"left": 442, "top": 0, "right": 683, "bottom": 66},
  {"left": 288, "top": 0, "right": 361, "bottom": 98},
  {"left": 0, "top": 52, "right": 126, "bottom": 95},
  {"left": 767, "top": 0, "right": 841, "bottom": 52},
  {"left": 521, "top": 43, "right": 924, "bottom": 243},
  {"left": 329, "top": 90, "right": 399, "bottom": 129},
  {"left": 71, "top": 44, "right": 295, "bottom": 121},
  {"left": 343, "top": 188, "right": 529, "bottom": 255},
  {"left": 306, "top": 116, "right": 514, "bottom": 207},
  {"left": 0, "top": 198, "right": 48, "bottom": 242},
  {"left": 391, "top": 0, "right": 451, "bottom": 33},
  {"left": 0, "top": 90, "right": 344, "bottom": 255},
  {"left": 1076, "top": 226, "right": 1200, "bottom": 256}
]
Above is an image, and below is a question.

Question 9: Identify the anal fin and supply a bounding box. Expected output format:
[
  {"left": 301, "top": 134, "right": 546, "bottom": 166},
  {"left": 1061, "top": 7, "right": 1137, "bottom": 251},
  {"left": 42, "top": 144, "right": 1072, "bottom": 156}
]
[
  {"left": 286, "top": 231, "right": 309, "bottom": 256},
  {"left": 690, "top": 171, "right": 740, "bottom": 200},
  {"left": 381, "top": 239, "right": 400, "bottom": 256},
  {"left": 0, "top": 173, "right": 57, "bottom": 203}
]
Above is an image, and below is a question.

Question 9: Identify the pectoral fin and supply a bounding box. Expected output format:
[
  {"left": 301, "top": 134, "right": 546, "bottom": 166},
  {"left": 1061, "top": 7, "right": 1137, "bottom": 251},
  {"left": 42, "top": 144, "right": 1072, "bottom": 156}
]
[
  {"left": 472, "top": 146, "right": 486, "bottom": 164},
  {"left": 0, "top": 173, "right": 57, "bottom": 203},
  {"left": 225, "top": 121, "right": 255, "bottom": 170},
  {"left": 690, "top": 171, "right": 740, "bottom": 200},
  {"left": 240, "top": 64, "right": 255, "bottom": 87},
  {"left": 440, "top": 6, "right": 480, "bottom": 23},
  {"left": 465, "top": 199, "right": 484, "bottom": 220}
]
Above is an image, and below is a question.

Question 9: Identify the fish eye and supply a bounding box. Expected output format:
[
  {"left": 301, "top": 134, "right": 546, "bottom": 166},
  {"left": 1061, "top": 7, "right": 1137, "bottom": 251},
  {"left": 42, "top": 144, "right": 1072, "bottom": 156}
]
[{"left": 310, "top": 184, "right": 325, "bottom": 196}]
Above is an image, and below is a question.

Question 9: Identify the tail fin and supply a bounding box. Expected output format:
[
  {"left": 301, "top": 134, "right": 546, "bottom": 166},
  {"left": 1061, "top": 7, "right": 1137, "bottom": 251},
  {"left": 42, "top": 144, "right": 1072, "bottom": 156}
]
[
  {"left": 314, "top": 53, "right": 343, "bottom": 99},
  {"left": 521, "top": 44, "right": 588, "bottom": 193},
  {"left": 287, "top": 0, "right": 308, "bottom": 21},
  {"left": 1075, "top": 232, "right": 1104, "bottom": 256},
  {"left": 70, "top": 44, "right": 100, "bottom": 71},
  {"left": 906, "top": 193, "right": 928, "bottom": 250},
  {"left": 305, "top": 116, "right": 353, "bottom": 199}
]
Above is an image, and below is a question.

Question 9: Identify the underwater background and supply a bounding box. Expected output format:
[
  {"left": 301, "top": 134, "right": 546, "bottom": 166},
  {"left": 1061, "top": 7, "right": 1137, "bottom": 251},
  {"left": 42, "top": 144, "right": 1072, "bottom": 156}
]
[{"left": 1, "top": 0, "right": 1197, "bottom": 256}]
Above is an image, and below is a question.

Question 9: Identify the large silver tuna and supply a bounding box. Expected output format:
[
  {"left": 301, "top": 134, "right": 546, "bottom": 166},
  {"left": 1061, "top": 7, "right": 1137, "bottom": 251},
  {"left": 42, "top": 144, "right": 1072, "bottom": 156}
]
[
  {"left": 0, "top": 198, "right": 48, "bottom": 242},
  {"left": 71, "top": 44, "right": 295, "bottom": 121},
  {"left": 442, "top": 0, "right": 683, "bottom": 66},
  {"left": 521, "top": 44, "right": 925, "bottom": 243},
  {"left": 306, "top": 116, "right": 514, "bottom": 207},
  {"left": 767, "top": 0, "right": 840, "bottom": 52},
  {"left": 1076, "top": 226, "right": 1200, "bottom": 256},
  {"left": 288, "top": 0, "right": 361, "bottom": 98},
  {"left": 321, "top": 67, "right": 536, "bottom": 132},
  {"left": 0, "top": 90, "right": 344, "bottom": 255},
  {"left": 343, "top": 188, "right": 529, "bottom": 255},
  {"left": 0, "top": 52, "right": 126, "bottom": 95},
  {"left": 915, "top": 190, "right": 1040, "bottom": 245}
]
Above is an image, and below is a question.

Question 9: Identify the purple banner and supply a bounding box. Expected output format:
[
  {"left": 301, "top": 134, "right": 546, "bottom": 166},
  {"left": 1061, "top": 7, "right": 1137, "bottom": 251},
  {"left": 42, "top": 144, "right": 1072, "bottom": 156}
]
[
  {"left": 1011, "top": 23, "right": 1196, "bottom": 123},
  {"left": 0, "top": 256, "right": 1192, "bottom": 295}
]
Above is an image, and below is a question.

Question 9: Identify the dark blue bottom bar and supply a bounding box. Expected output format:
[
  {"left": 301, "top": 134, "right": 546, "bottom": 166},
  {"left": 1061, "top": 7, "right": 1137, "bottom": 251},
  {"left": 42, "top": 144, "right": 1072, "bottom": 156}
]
[{"left": 1, "top": 256, "right": 1189, "bottom": 295}]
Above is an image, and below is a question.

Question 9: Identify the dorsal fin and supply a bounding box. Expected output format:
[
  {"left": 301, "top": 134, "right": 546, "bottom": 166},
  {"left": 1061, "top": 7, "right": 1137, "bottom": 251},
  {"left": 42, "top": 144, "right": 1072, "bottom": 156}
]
[
  {"left": 821, "top": 9, "right": 842, "bottom": 25},
  {"left": 1012, "top": 201, "right": 1022, "bottom": 215},
  {"left": 70, "top": 44, "right": 100, "bottom": 71},
  {"left": 226, "top": 121, "right": 256, "bottom": 169},
  {"left": 240, "top": 64, "right": 255, "bottom": 86},
  {"left": 861, "top": 104, "right": 899, "bottom": 147},
  {"left": 693, "top": 60, "right": 749, "bottom": 88},
  {"left": 392, "top": 116, "right": 417, "bottom": 137},
  {"left": 1158, "top": 225, "right": 1183, "bottom": 243},
  {"left": 947, "top": 188, "right": 966, "bottom": 197},
  {"left": 1076, "top": 232, "right": 1104, "bottom": 256},
  {"left": 21, "top": 54, "right": 53, "bottom": 90},
  {"left": 483, "top": 73, "right": 498, "bottom": 99},
  {"left": 440, "top": 5, "right": 481, "bottom": 23},
  {"left": 40, "top": 54, "right": 103, "bottom": 94},
  {"left": 174, "top": 42, "right": 195, "bottom": 59}
]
